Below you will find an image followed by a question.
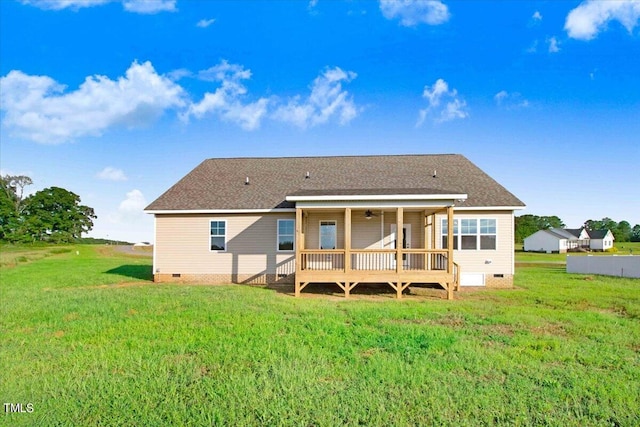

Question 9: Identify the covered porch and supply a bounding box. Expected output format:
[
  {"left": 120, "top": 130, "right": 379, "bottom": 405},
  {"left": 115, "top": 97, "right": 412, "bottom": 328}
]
[{"left": 288, "top": 191, "right": 465, "bottom": 300}]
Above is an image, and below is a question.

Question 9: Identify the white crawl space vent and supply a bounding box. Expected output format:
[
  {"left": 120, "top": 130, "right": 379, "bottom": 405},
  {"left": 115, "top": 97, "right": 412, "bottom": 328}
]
[{"left": 460, "top": 273, "right": 485, "bottom": 287}]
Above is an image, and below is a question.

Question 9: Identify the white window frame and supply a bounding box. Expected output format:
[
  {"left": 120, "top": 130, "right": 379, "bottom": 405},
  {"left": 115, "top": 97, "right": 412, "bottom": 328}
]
[
  {"left": 319, "top": 220, "right": 337, "bottom": 250},
  {"left": 479, "top": 218, "right": 497, "bottom": 250},
  {"left": 460, "top": 219, "right": 478, "bottom": 250},
  {"left": 441, "top": 218, "right": 459, "bottom": 250},
  {"left": 209, "top": 220, "right": 227, "bottom": 252},
  {"left": 277, "top": 219, "right": 295, "bottom": 252},
  {"left": 441, "top": 218, "right": 497, "bottom": 251}
]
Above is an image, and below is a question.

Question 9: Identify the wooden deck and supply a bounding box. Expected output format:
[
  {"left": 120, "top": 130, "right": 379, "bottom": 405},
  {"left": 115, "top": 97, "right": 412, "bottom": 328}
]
[
  {"left": 294, "top": 206, "right": 459, "bottom": 299},
  {"left": 295, "top": 249, "right": 459, "bottom": 299}
]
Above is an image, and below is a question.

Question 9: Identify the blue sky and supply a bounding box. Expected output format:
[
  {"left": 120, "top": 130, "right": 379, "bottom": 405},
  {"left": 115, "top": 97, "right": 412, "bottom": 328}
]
[{"left": 1, "top": 0, "right": 639, "bottom": 242}]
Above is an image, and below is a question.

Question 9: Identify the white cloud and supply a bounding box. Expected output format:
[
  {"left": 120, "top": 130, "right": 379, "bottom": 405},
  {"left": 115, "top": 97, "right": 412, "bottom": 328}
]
[
  {"left": 122, "top": 0, "right": 176, "bottom": 14},
  {"left": 20, "top": 0, "right": 176, "bottom": 13},
  {"left": 272, "top": 67, "right": 359, "bottom": 129},
  {"left": 196, "top": 18, "right": 216, "bottom": 28},
  {"left": 97, "top": 167, "right": 128, "bottom": 181},
  {"left": 379, "top": 0, "right": 449, "bottom": 26},
  {"left": 565, "top": 0, "right": 640, "bottom": 40},
  {"left": 0, "top": 61, "right": 186, "bottom": 144},
  {"left": 118, "top": 189, "right": 147, "bottom": 215},
  {"left": 166, "top": 68, "right": 192, "bottom": 81},
  {"left": 526, "top": 39, "right": 539, "bottom": 53},
  {"left": 547, "top": 36, "right": 561, "bottom": 52},
  {"left": 532, "top": 10, "right": 543, "bottom": 21},
  {"left": 417, "top": 78, "right": 467, "bottom": 125},
  {"left": 107, "top": 189, "right": 148, "bottom": 230},
  {"left": 494, "top": 90, "right": 529, "bottom": 110},
  {"left": 181, "top": 61, "right": 269, "bottom": 131},
  {"left": 20, "top": 0, "right": 109, "bottom": 10}
]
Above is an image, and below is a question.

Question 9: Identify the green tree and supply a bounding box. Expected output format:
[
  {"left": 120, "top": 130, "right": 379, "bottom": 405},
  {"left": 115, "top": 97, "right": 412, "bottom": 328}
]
[
  {"left": 515, "top": 214, "right": 566, "bottom": 243},
  {"left": 0, "top": 175, "right": 33, "bottom": 240},
  {"left": 631, "top": 224, "right": 640, "bottom": 242},
  {"left": 21, "top": 187, "right": 97, "bottom": 242},
  {"left": 615, "top": 220, "right": 632, "bottom": 242}
]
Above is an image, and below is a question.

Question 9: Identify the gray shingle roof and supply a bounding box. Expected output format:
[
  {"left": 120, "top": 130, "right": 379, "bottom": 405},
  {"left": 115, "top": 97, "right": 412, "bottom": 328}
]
[
  {"left": 145, "top": 154, "right": 525, "bottom": 211},
  {"left": 549, "top": 228, "right": 580, "bottom": 240},
  {"left": 587, "top": 229, "right": 611, "bottom": 239},
  {"left": 564, "top": 228, "right": 584, "bottom": 238}
]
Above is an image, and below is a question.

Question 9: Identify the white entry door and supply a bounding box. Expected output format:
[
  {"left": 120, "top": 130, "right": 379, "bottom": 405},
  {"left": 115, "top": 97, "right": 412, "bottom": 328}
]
[{"left": 390, "top": 224, "right": 411, "bottom": 269}]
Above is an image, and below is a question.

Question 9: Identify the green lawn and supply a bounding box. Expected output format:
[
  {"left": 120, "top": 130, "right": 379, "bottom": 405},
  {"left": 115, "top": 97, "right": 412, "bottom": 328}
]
[{"left": 1, "top": 245, "right": 639, "bottom": 426}]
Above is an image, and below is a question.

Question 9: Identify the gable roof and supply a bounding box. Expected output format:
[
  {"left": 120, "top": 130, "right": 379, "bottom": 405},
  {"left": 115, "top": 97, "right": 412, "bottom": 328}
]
[
  {"left": 587, "top": 229, "right": 613, "bottom": 240},
  {"left": 545, "top": 228, "right": 574, "bottom": 240},
  {"left": 145, "top": 154, "right": 525, "bottom": 211},
  {"left": 564, "top": 228, "right": 584, "bottom": 238}
]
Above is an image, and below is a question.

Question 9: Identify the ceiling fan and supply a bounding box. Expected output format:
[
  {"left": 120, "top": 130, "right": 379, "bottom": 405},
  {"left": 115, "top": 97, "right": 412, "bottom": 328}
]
[{"left": 364, "top": 210, "right": 379, "bottom": 220}]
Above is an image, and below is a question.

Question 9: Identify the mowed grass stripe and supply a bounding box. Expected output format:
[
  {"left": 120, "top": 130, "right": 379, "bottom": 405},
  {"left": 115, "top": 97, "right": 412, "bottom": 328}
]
[{"left": 1, "top": 245, "right": 638, "bottom": 426}]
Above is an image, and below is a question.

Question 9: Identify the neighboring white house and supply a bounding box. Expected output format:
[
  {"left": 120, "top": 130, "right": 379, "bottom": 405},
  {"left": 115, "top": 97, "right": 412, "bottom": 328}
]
[
  {"left": 586, "top": 229, "right": 615, "bottom": 251},
  {"left": 523, "top": 227, "right": 613, "bottom": 253}
]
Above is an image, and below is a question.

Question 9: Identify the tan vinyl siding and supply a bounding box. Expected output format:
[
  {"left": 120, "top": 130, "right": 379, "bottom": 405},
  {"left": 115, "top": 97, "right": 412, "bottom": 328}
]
[
  {"left": 155, "top": 213, "right": 295, "bottom": 279},
  {"left": 304, "top": 211, "right": 345, "bottom": 249},
  {"left": 436, "top": 210, "right": 515, "bottom": 275},
  {"left": 304, "top": 209, "right": 425, "bottom": 250},
  {"left": 352, "top": 210, "right": 383, "bottom": 249}
]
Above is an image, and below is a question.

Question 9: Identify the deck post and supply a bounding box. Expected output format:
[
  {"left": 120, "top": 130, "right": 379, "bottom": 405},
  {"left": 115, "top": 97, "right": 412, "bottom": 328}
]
[
  {"left": 396, "top": 207, "right": 403, "bottom": 274},
  {"left": 423, "top": 210, "right": 428, "bottom": 249},
  {"left": 447, "top": 205, "right": 454, "bottom": 300},
  {"left": 345, "top": 208, "right": 351, "bottom": 274},
  {"left": 430, "top": 214, "right": 436, "bottom": 250},
  {"left": 295, "top": 207, "right": 303, "bottom": 297}
]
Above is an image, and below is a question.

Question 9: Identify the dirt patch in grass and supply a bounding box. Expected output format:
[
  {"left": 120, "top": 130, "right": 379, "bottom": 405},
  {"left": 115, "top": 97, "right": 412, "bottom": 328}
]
[
  {"left": 530, "top": 322, "right": 567, "bottom": 337},
  {"left": 433, "top": 313, "right": 466, "bottom": 328}
]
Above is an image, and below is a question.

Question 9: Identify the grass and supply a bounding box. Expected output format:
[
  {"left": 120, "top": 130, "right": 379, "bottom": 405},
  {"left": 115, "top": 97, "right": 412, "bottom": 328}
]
[
  {"left": 0, "top": 243, "right": 75, "bottom": 268},
  {"left": 1, "top": 246, "right": 639, "bottom": 426}
]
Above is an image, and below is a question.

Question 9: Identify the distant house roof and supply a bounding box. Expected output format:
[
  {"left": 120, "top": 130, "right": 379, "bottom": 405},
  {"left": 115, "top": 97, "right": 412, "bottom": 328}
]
[
  {"left": 547, "top": 228, "right": 584, "bottom": 240},
  {"left": 564, "top": 228, "right": 584, "bottom": 238},
  {"left": 587, "top": 229, "right": 613, "bottom": 240},
  {"left": 145, "top": 154, "right": 525, "bottom": 211}
]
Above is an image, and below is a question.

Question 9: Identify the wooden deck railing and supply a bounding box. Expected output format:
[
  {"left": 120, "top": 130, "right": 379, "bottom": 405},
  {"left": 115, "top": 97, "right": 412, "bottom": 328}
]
[{"left": 300, "top": 249, "right": 453, "bottom": 273}]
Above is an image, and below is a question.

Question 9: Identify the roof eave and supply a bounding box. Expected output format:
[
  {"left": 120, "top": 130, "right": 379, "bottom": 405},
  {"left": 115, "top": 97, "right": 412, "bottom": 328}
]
[{"left": 285, "top": 193, "right": 468, "bottom": 202}]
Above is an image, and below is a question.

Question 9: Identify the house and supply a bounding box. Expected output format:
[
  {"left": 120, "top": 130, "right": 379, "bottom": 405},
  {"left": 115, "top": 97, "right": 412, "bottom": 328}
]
[
  {"left": 523, "top": 228, "right": 589, "bottom": 253},
  {"left": 145, "top": 154, "right": 525, "bottom": 299},
  {"left": 586, "top": 229, "right": 615, "bottom": 251},
  {"left": 523, "top": 227, "right": 613, "bottom": 253}
]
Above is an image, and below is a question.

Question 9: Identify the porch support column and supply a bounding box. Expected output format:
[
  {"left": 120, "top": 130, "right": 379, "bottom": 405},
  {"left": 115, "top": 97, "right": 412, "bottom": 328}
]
[
  {"left": 423, "top": 210, "right": 429, "bottom": 250},
  {"left": 446, "top": 205, "right": 454, "bottom": 300},
  {"left": 295, "top": 207, "right": 303, "bottom": 297},
  {"left": 431, "top": 214, "right": 436, "bottom": 250},
  {"left": 344, "top": 208, "right": 351, "bottom": 274},
  {"left": 396, "top": 207, "right": 404, "bottom": 274}
]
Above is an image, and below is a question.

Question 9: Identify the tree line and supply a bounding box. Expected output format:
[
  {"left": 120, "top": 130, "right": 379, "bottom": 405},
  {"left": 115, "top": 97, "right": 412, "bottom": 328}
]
[
  {"left": 0, "top": 175, "right": 96, "bottom": 243},
  {"left": 515, "top": 214, "right": 640, "bottom": 244}
]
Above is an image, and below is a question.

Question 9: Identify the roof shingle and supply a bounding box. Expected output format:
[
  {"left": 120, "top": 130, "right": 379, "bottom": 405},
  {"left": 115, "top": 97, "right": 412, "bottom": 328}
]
[{"left": 145, "top": 154, "right": 525, "bottom": 211}]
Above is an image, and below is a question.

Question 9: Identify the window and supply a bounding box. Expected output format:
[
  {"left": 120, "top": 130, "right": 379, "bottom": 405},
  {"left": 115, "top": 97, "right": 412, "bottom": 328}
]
[
  {"left": 460, "top": 219, "right": 477, "bottom": 250},
  {"left": 442, "top": 219, "right": 458, "bottom": 250},
  {"left": 442, "top": 218, "right": 497, "bottom": 250},
  {"left": 277, "top": 219, "right": 295, "bottom": 251},
  {"left": 320, "top": 220, "right": 337, "bottom": 249},
  {"left": 480, "top": 219, "right": 497, "bottom": 250},
  {"left": 210, "top": 220, "right": 226, "bottom": 251}
]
